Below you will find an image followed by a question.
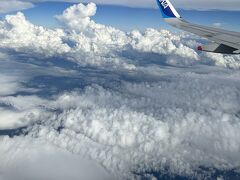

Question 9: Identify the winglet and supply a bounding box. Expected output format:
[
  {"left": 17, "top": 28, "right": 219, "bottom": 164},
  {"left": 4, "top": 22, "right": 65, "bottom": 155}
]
[{"left": 156, "top": 0, "right": 181, "bottom": 19}]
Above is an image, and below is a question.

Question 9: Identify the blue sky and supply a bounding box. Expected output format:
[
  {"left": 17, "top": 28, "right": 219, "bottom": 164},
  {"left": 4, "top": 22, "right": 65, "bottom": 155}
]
[{"left": 1, "top": 2, "right": 240, "bottom": 32}]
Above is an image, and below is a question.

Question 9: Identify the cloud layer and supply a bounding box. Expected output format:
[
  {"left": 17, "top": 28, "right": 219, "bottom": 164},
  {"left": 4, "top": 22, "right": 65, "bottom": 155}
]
[
  {"left": 0, "top": 3, "right": 240, "bottom": 180},
  {"left": 1, "top": 69, "right": 240, "bottom": 178},
  {"left": 4, "top": 0, "right": 240, "bottom": 11}
]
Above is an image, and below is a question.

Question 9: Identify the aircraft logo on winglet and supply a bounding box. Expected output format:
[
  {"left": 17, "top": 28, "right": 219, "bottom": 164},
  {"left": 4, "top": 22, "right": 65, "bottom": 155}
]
[{"left": 159, "top": 0, "right": 169, "bottom": 9}]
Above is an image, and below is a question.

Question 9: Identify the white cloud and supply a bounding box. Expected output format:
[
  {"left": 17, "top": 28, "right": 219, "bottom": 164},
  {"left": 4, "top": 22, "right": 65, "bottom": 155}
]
[
  {"left": 0, "top": 137, "right": 112, "bottom": 180},
  {"left": 213, "top": 22, "right": 223, "bottom": 27},
  {"left": 0, "top": 0, "right": 34, "bottom": 13},
  {"left": 56, "top": 2, "right": 97, "bottom": 31},
  {"left": 1, "top": 75, "right": 240, "bottom": 178},
  {"left": 0, "top": 58, "right": 32, "bottom": 96},
  {"left": 0, "top": 108, "right": 44, "bottom": 130},
  {"left": 1, "top": 3, "right": 240, "bottom": 69},
  {"left": 0, "top": 74, "right": 24, "bottom": 96},
  {"left": 0, "top": 12, "right": 70, "bottom": 56}
]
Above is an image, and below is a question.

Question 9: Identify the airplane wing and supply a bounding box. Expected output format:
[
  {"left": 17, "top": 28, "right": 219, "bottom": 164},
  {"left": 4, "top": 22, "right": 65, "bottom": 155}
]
[{"left": 156, "top": 0, "right": 240, "bottom": 54}]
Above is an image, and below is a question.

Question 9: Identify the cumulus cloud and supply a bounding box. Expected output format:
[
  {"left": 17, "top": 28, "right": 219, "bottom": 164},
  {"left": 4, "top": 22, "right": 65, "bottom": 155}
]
[
  {"left": 0, "top": 3, "right": 240, "bottom": 69},
  {"left": 0, "top": 12, "right": 70, "bottom": 56},
  {"left": 0, "top": 3, "right": 240, "bottom": 179},
  {"left": 56, "top": 3, "right": 97, "bottom": 31}
]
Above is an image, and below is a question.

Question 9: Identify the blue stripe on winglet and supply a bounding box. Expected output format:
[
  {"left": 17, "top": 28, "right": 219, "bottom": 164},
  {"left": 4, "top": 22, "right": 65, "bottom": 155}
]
[{"left": 156, "top": 0, "right": 176, "bottom": 18}]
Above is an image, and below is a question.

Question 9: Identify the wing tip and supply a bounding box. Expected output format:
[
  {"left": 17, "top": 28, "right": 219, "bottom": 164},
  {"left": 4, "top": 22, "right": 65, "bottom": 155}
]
[{"left": 156, "top": 0, "right": 181, "bottom": 19}]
